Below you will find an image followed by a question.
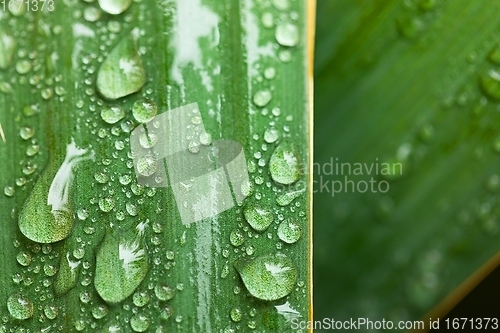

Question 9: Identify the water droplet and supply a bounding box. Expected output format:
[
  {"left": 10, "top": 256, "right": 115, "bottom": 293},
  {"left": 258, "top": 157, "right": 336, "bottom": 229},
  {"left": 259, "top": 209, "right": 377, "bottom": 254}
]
[
  {"left": 230, "top": 308, "right": 242, "bottom": 322},
  {"left": 132, "top": 291, "right": 150, "bottom": 307},
  {"left": 130, "top": 314, "right": 150, "bottom": 332},
  {"left": 139, "top": 133, "right": 158, "bottom": 148},
  {"left": 0, "top": 31, "right": 16, "bottom": 69},
  {"left": 15, "top": 60, "right": 31, "bottom": 74},
  {"left": 480, "top": 69, "right": 500, "bottom": 100},
  {"left": 261, "top": 12, "right": 274, "bottom": 28},
  {"left": 19, "top": 127, "right": 34, "bottom": 140},
  {"left": 264, "top": 128, "right": 279, "bottom": 143},
  {"left": 136, "top": 154, "right": 158, "bottom": 176},
  {"left": 55, "top": 252, "right": 80, "bottom": 295},
  {"left": 230, "top": 230, "right": 245, "bottom": 247},
  {"left": 272, "top": 0, "right": 289, "bottom": 10},
  {"left": 396, "top": 15, "right": 424, "bottom": 39},
  {"left": 275, "top": 23, "right": 299, "bottom": 47},
  {"left": 199, "top": 132, "right": 212, "bottom": 145},
  {"left": 97, "top": 37, "right": 145, "bottom": 100},
  {"left": 98, "top": 0, "right": 131, "bottom": 15},
  {"left": 132, "top": 99, "right": 157, "bottom": 123},
  {"left": 253, "top": 90, "right": 272, "bottom": 107},
  {"left": 486, "top": 174, "right": 500, "bottom": 192},
  {"left": 43, "top": 263, "right": 58, "bottom": 277},
  {"left": 264, "top": 68, "right": 276, "bottom": 81},
  {"left": 270, "top": 142, "right": 301, "bottom": 185},
  {"left": 95, "top": 229, "right": 149, "bottom": 303},
  {"left": 4, "top": 185, "right": 15, "bottom": 197},
  {"left": 44, "top": 305, "right": 58, "bottom": 320},
  {"left": 279, "top": 50, "right": 292, "bottom": 63},
  {"left": 488, "top": 44, "right": 500, "bottom": 65},
  {"left": 92, "top": 305, "right": 108, "bottom": 319},
  {"left": 7, "top": 294, "right": 33, "bottom": 320},
  {"left": 19, "top": 141, "right": 93, "bottom": 243},
  {"left": 243, "top": 205, "right": 273, "bottom": 232},
  {"left": 84, "top": 6, "right": 102, "bottom": 22},
  {"left": 276, "top": 189, "right": 304, "bottom": 206},
  {"left": 235, "top": 253, "right": 297, "bottom": 301},
  {"left": 26, "top": 144, "right": 40, "bottom": 156},
  {"left": 101, "top": 106, "right": 125, "bottom": 124},
  {"left": 94, "top": 172, "right": 109, "bottom": 184},
  {"left": 16, "top": 251, "right": 32, "bottom": 266},
  {"left": 99, "top": 197, "right": 115, "bottom": 212},
  {"left": 277, "top": 220, "right": 302, "bottom": 244},
  {"left": 154, "top": 284, "right": 175, "bottom": 301}
]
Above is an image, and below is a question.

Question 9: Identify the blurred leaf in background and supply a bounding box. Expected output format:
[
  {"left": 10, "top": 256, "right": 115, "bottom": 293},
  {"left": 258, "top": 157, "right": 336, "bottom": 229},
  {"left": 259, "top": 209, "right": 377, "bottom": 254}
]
[
  {"left": 314, "top": 0, "right": 500, "bottom": 330},
  {"left": 0, "top": 0, "right": 313, "bottom": 332}
]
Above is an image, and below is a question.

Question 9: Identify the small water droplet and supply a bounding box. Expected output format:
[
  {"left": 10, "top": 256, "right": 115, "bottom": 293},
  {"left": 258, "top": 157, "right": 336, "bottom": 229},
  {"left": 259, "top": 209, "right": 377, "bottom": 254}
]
[
  {"left": 261, "top": 12, "right": 274, "bottom": 28},
  {"left": 99, "top": 197, "right": 115, "bottom": 212},
  {"left": 230, "top": 308, "right": 242, "bottom": 322},
  {"left": 132, "top": 291, "right": 150, "bottom": 307},
  {"left": 132, "top": 99, "right": 157, "bottom": 123},
  {"left": 277, "top": 220, "right": 302, "bottom": 244},
  {"left": 84, "top": 6, "right": 102, "bottom": 22},
  {"left": 19, "top": 127, "right": 35, "bottom": 140},
  {"left": 275, "top": 23, "right": 299, "bottom": 47},
  {"left": 243, "top": 204, "right": 273, "bottom": 232},
  {"left": 130, "top": 314, "right": 150, "bottom": 332},
  {"left": 4, "top": 185, "right": 15, "bottom": 197},
  {"left": 199, "top": 132, "right": 212, "bottom": 145},
  {"left": 15, "top": 60, "right": 31, "bottom": 74},
  {"left": 264, "top": 128, "right": 279, "bottom": 143},
  {"left": 264, "top": 67, "right": 276, "bottom": 80},
  {"left": 272, "top": 0, "right": 289, "bottom": 10},
  {"left": 253, "top": 90, "right": 272, "bottom": 107},
  {"left": 230, "top": 230, "right": 245, "bottom": 247},
  {"left": 235, "top": 253, "right": 297, "bottom": 301},
  {"left": 270, "top": 142, "right": 301, "bottom": 185},
  {"left": 43, "top": 305, "right": 58, "bottom": 320},
  {"left": 139, "top": 133, "right": 158, "bottom": 148},
  {"left": 91, "top": 305, "right": 108, "bottom": 319},
  {"left": 0, "top": 31, "right": 16, "bottom": 69},
  {"left": 154, "top": 284, "right": 175, "bottom": 301},
  {"left": 396, "top": 15, "right": 424, "bottom": 39},
  {"left": 98, "top": 0, "right": 131, "bottom": 15},
  {"left": 480, "top": 69, "right": 500, "bottom": 100},
  {"left": 276, "top": 189, "right": 304, "bottom": 206},
  {"left": 136, "top": 154, "right": 158, "bottom": 176},
  {"left": 16, "top": 251, "right": 32, "bottom": 266},
  {"left": 7, "top": 294, "right": 33, "bottom": 320},
  {"left": 101, "top": 106, "right": 125, "bottom": 124},
  {"left": 97, "top": 37, "right": 145, "bottom": 100}
]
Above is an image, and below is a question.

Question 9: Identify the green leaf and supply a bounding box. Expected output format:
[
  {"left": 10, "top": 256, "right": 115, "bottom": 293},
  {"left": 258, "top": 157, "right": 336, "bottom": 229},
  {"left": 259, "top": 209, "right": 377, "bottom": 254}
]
[
  {"left": 315, "top": 0, "right": 500, "bottom": 328},
  {"left": 0, "top": 0, "right": 312, "bottom": 332}
]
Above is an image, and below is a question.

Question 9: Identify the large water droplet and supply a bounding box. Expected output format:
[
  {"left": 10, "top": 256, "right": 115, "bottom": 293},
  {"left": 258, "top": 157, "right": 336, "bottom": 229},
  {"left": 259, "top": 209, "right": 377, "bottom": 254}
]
[
  {"left": 97, "top": 37, "right": 145, "bottom": 100},
  {"left": 243, "top": 204, "right": 273, "bottom": 232},
  {"left": 235, "top": 253, "right": 297, "bottom": 301},
  {"left": 18, "top": 141, "right": 93, "bottom": 243},
  {"left": 275, "top": 23, "right": 299, "bottom": 47},
  {"left": 7, "top": 294, "right": 33, "bottom": 320},
  {"left": 132, "top": 99, "right": 157, "bottom": 123},
  {"left": 0, "top": 31, "right": 16, "bottom": 69},
  {"left": 480, "top": 69, "right": 500, "bottom": 100},
  {"left": 101, "top": 106, "right": 125, "bottom": 124},
  {"left": 277, "top": 220, "right": 302, "bottom": 244},
  {"left": 269, "top": 142, "right": 301, "bottom": 185},
  {"left": 95, "top": 229, "right": 149, "bottom": 303},
  {"left": 98, "top": 0, "right": 131, "bottom": 15}
]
